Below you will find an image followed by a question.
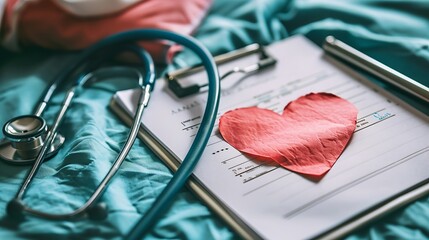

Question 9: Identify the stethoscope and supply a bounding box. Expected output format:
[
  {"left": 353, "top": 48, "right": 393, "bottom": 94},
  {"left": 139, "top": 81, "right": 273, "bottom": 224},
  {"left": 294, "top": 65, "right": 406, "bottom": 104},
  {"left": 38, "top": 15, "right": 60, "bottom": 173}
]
[{"left": 0, "top": 29, "right": 220, "bottom": 239}]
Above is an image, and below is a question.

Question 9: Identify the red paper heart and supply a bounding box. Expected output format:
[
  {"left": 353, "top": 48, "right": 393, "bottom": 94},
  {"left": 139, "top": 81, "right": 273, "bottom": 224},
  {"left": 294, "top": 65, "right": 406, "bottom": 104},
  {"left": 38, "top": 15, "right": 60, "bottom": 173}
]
[{"left": 219, "top": 92, "right": 358, "bottom": 178}]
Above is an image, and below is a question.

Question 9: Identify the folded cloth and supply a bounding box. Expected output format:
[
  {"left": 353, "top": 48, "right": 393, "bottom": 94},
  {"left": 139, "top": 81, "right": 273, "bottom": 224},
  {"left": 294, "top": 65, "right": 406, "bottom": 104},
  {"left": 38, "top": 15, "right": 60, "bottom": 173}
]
[
  {"left": 51, "top": 0, "right": 143, "bottom": 17},
  {"left": 0, "top": 0, "right": 212, "bottom": 62}
]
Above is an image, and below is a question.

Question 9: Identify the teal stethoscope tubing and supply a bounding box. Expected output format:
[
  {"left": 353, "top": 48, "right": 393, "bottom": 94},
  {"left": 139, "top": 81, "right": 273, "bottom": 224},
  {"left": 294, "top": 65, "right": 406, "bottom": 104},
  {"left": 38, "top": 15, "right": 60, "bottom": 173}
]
[
  {"left": 76, "top": 29, "right": 220, "bottom": 238},
  {"left": 119, "top": 30, "right": 221, "bottom": 239}
]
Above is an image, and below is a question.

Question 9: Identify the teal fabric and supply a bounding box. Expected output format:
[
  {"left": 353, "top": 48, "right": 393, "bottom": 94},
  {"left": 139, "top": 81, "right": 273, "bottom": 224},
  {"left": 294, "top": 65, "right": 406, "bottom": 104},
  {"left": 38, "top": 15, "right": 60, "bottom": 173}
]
[{"left": 1, "top": 0, "right": 429, "bottom": 239}]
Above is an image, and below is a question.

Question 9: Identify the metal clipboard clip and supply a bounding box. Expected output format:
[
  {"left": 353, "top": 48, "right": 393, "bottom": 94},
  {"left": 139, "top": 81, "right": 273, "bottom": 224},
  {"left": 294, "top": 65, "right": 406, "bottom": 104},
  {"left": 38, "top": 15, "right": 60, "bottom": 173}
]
[{"left": 166, "top": 43, "right": 277, "bottom": 98}]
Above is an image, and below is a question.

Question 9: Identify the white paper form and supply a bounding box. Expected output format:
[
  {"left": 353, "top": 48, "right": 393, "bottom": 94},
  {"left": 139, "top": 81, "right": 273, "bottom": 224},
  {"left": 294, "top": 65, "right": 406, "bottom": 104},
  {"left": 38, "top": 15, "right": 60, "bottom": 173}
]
[{"left": 114, "top": 36, "right": 429, "bottom": 239}]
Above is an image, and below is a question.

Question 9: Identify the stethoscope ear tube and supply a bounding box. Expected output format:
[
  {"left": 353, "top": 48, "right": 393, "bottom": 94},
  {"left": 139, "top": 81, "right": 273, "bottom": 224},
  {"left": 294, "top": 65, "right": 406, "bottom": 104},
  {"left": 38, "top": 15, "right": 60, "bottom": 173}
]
[
  {"left": 65, "top": 31, "right": 219, "bottom": 237},
  {"left": 122, "top": 31, "right": 220, "bottom": 240}
]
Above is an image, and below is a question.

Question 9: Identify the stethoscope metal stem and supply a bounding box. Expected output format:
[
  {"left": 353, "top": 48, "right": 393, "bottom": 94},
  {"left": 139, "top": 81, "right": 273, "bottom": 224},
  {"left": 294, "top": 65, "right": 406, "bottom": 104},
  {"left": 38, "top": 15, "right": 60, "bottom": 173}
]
[
  {"left": 15, "top": 87, "right": 77, "bottom": 201},
  {"left": 34, "top": 102, "right": 48, "bottom": 117},
  {"left": 78, "top": 84, "right": 149, "bottom": 214},
  {"left": 7, "top": 56, "right": 152, "bottom": 220}
]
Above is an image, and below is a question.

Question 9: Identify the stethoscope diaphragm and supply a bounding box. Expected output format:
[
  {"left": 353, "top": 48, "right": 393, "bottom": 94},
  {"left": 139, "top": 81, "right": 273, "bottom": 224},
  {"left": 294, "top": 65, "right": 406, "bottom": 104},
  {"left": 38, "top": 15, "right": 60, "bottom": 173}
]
[{"left": 0, "top": 115, "right": 64, "bottom": 165}]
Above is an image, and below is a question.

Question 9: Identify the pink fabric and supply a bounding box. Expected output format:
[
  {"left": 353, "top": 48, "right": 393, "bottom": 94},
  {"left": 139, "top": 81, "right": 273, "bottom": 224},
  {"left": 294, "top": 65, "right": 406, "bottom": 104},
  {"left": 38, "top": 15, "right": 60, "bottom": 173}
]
[
  {"left": 1, "top": 0, "right": 212, "bottom": 62},
  {"left": 219, "top": 93, "right": 358, "bottom": 179}
]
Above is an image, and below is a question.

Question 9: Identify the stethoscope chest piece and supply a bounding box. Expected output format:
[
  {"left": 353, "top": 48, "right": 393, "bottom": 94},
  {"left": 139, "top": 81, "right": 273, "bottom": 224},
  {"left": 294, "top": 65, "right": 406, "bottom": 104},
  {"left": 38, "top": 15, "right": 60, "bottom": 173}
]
[{"left": 0, "top": 115, "right": 65, "bottom": 165}]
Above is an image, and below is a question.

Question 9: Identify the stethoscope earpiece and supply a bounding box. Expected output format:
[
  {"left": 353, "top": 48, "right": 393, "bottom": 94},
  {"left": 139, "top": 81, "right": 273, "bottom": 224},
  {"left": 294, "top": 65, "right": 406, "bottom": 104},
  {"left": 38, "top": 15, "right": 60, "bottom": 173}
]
[
  {"left": 87, "top": 202, "right": 108, "bottom": 220},
  {"left": 6, "top": 196, "right": 109, "bottom": 221},
  {"left": 6, "top": 199, "right": 26, "bottom": 221}
]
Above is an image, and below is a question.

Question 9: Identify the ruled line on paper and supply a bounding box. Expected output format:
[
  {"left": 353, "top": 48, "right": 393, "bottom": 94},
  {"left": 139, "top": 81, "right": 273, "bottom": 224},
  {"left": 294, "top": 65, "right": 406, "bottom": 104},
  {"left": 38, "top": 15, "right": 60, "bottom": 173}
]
[
  {"left": 231, "top": 106, "right": 413, "bottom": 198},
  {"left": 283, "top": 146, "right": 429, "bottom": 219}
]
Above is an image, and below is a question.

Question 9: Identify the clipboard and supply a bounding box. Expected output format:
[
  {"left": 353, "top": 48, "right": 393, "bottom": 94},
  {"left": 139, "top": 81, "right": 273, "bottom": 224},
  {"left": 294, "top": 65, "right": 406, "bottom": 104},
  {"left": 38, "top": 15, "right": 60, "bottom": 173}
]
[{"left": 110, "top": 35, "right": 429, "bottom": 239}]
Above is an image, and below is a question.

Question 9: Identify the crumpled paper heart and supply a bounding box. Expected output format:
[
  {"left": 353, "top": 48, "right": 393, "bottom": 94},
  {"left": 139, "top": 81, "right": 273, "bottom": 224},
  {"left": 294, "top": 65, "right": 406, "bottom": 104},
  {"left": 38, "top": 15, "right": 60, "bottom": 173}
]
[{"left": 219, "top": 92, "right": 358, "bottom": 178}]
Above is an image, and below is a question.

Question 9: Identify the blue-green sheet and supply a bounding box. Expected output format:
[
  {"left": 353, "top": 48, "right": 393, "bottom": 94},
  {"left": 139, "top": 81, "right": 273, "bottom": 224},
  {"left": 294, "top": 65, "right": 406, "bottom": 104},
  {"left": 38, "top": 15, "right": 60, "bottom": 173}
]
[{"left": 1, "top": 0, "right": 428, "bottom": 239}]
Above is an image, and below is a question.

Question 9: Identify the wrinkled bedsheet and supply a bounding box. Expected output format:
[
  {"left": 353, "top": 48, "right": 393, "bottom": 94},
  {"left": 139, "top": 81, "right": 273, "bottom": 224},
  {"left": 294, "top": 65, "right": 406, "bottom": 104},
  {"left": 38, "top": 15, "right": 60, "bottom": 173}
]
[{"left": 1, "top": 0, "right": 429, "bottom": 239}]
